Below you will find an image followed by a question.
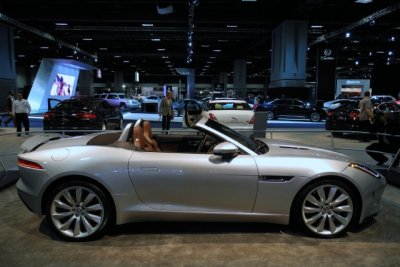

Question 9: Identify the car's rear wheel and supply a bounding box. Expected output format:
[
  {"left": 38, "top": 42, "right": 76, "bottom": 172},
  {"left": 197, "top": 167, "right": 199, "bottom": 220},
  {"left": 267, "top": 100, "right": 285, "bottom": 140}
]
[
  {"left": 266, "top": 111, "right": 275, "bottom": 120},
  {"left": 45, "top": 180, "right": 113, "bottom": 241},
  {"left": 293, "top": 179, "right": 358, "bottom": 238},
  {"left": 119, "top": 102, "right": 126, "bottom": 109},
  {"left": 310, "top": 112, "right": 321, "bottom": 122}
]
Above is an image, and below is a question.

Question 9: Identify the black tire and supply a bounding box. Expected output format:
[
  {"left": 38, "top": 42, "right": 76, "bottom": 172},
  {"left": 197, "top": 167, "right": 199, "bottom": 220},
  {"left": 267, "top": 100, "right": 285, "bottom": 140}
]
[
  {"left": 292, "top": 179, "right": 359, "bottom": 238},
  {"left": 266, "top": 111, "right": 276, "bottom": 120},
  {"left": 45, "top": 180, "right": 113, "bottom": 241},
  {"left": 310, "top": 112, "right": 321, "bottom": 122},
  {"left": 119, "top": 102, "right": 126, "bottom": 109}
]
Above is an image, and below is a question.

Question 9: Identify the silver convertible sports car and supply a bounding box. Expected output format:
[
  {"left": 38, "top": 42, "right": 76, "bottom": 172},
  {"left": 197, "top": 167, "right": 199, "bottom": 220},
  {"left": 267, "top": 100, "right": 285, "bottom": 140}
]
[{"left": 16, "top": 117, "right": 386, "bottom": 241}]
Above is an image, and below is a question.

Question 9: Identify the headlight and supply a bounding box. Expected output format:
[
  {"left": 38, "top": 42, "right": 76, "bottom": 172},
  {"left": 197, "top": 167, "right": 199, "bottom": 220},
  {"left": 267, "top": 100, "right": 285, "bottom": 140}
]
[{"left": 349, "top": 163, "right": 381, "bottom": 179}]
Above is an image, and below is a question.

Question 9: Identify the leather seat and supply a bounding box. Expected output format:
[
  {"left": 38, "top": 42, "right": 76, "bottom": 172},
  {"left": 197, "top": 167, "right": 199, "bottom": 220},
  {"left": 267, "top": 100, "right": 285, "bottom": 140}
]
[{"left": 143, "top": 121, "right": 161, "bottom": 152}]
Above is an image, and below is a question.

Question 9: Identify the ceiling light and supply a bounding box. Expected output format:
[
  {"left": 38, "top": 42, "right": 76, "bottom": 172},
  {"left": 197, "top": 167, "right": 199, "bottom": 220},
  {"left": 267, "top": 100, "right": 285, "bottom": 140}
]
[
  {"left": 311, "top": 25, "right": 324, "bottom": 28},
  {"left": 40, "top": 46, "right": 49, "bottom": 49},
  {"left": 55, "top": 22, "right": 68, "bottom": 26},
  {"left": 123, "top": 60, "right": 130, "bottom": 63},
  {"left": 213, "top": 49, "right": 222, "bottom": 52},
  {"left": 206, "top": 61, "right": 213, "bottom": 64},
  {"left": 114, "top": 55, "right": 121, "bottom": 58},
  {"left": 99, "top": 47, "right": 108, "bottom": 50},
  {"left": 227, "top": 25, "right": 238, "bottom": 28},
  {"left": 209, "top": 56, "right": 216, "bottom": 59},
  {"left": 151, "top": 38, "right": 161, "bottom": 42},
  {"left": 157, "top": 48, "right": 166, "bottom": 51},
  {"left": 201, "top": 44, "right": 210, "bottom": 48},
  {"left": 388, "top": 51, "right": 393, "bottom": 56},
  {"left": 162, "top": 56, "right": 169, "bottom": 59},
  {"left": 355, "top": 0, "right": 372, "bottom": 4},
  {"left": 82, "top": 38, "right": 93, "bottom": 41},
  {"left": 142, "top": 23, "right": 154, "bottom": 27},
  {"left": 241, "top": 0, "right": 257, "bottom": 2},
  {"left": 17, "top": 54, "right": 25, "bottom": 58},
  {"left": 345, "top": 32, "right": 351, "bottom": 38}
]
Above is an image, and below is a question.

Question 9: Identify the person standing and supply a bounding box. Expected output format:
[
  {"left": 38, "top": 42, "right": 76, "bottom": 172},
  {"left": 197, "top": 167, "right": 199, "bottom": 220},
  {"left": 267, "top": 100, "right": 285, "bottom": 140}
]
[
  {"left": 12, "top": 92, "right": 31, "bottom": 136},
  {"left": 159, "top": 91, "right": 174, "bottom": 134},
  {"left": 4, "top": 90, "right": 15, "bottom": 127},
  {"left": 358, "top": 91, "right": 374, "bottom": 142}
]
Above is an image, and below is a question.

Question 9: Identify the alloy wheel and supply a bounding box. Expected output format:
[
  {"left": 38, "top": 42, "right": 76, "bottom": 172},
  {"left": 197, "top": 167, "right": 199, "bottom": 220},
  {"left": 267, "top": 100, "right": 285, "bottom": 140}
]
[
  {"left": 301, "top": 183, "right": 354, "bottom": 236},
  {"left": 50, "top": 186, "right": 105, "bottom": 239}
]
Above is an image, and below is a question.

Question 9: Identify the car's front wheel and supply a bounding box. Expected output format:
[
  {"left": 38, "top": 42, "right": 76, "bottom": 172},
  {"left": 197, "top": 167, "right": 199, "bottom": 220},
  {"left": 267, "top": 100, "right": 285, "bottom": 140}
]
[
  {"left": 310, "top": 112, "right": 321, "bottom": 122},
  {"left": 45, "top": 180, "right": 113, "bottom": 241},
  {"left": 293, "top": 179, "right": 358, "bottom": 238}
]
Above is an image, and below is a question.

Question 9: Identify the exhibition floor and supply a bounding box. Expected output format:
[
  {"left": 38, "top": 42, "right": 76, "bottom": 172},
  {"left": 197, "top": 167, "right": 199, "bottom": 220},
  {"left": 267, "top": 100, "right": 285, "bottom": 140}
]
[{"left": 1, "top": 125, "right": 400, "bottom": 267}]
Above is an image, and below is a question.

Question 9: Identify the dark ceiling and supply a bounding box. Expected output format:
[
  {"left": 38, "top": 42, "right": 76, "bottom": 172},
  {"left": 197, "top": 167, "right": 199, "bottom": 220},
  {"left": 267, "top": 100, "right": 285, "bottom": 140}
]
[{"left": 1, "top": 0, "right": 400, "bottom": 84}]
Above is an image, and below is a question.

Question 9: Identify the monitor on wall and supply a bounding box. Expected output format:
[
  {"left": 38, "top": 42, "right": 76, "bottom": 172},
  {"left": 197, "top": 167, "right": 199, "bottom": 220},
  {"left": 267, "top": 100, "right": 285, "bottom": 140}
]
[{"left": 50, "top": 74, "right": 76, "bottom": 96}]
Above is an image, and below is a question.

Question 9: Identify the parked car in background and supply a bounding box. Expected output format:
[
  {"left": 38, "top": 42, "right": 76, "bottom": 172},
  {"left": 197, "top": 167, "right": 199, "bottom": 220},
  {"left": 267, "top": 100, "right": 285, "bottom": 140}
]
[
  {"left": 141, "top": 95, "right": 161, "bottom": 104},
  {"left": 262, "top": 98, "right": 326, "bottom": 122},
  {"left": 44, "top": 96, "right": 123, "bottom": 132},
  {"left": 202, "top": 99, "right": 254, "bottom": 129},
  {"left": 96, "top": 93, "right": 140, "bottom": 109},
  {"left": 17, "top": 116, "right": 386, "bottom": 241},
  {"left": 370, "top": 95, "right": 396, "bottom": 105},
  {"left": 173, "top": 99, "right": 203, "bottom": 117},
  {"left": 323, "top": 99, "right": 359, "bottom": 111},
  {"left": 325, "top": 100, "right": 360, "bottom": 134}
]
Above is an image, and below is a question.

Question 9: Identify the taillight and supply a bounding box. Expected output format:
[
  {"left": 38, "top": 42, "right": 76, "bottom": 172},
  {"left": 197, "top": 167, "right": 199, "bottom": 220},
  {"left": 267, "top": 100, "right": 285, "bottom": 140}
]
[
  {"left": 327, "top": 111, "right": 334, "bottom": 117},
  {"left": 18, "top": 158, "right": 44, "bottom": 170},
  {"left": 208, "top": 113, "right": 218, "bottom": 122},
  {"left": 349, "top": 111, "right": 359, "bottom": 120},
  {"left": 43, "top": 112, "right": 55, "bottom": 119},
  {"left": 76, "top": 112, "right": 97, "bottom": 120},
  {"left": 249, "top": 115, "right": 254, "bottom": 124}
]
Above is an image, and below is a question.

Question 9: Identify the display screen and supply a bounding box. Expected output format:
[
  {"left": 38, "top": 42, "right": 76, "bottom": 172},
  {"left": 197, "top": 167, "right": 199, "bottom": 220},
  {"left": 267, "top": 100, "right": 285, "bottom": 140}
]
[{"left": 50, "top": 74, "right": 76, "bottom": 96}]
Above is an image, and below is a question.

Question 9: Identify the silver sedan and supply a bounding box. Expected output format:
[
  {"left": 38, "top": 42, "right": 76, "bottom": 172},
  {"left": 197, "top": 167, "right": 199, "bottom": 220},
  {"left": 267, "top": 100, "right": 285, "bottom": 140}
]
[{"left": 16, "top": 117, "right": 386, "bottom": 241}]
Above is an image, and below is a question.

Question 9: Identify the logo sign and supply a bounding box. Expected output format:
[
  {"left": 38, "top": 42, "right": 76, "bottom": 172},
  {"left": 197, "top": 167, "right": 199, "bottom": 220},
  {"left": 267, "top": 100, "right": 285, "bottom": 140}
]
[{"left": 320, "top": 48, "right": 335, "bottom": 61}]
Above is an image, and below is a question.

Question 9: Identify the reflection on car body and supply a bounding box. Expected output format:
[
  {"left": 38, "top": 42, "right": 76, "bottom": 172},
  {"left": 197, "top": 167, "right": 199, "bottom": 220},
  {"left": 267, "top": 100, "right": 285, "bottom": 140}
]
[{"left": 17, "top": 116, "right": 386, "bottom": 241}]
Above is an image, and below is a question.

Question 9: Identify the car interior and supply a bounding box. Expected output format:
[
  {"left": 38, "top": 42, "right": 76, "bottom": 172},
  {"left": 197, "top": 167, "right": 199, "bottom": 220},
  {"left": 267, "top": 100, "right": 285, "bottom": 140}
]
[{"left": 87, "top": 119, "right": 221, "bottom": 154}]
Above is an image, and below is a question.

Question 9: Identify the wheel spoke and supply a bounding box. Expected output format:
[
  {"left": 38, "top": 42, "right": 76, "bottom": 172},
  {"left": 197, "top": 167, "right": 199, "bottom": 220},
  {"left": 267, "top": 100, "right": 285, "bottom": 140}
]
[
  {"left": 73, "top": 215, "right": 81, "bottom": 236},
  {"left": 326, "top": 187, "right": 337, "bottom": 203},
  {"left": 331, "top": 193, "right": 349, "bottom": 206},
  {"left": 316, "top": 214, "right": 327, "bottom": 232},
  {"left": 59, "top": 215, "right": 76, "bottom": 231},
  {"left": 63, "top": 191, "right": 76, "bottom": 206},
  {"left": 52, "top": 211, "right": 74, "bottom": 220},
  {"left": 303, "top": 206, "right": 321, "bottom": 213},
  {"left": 75, "top": 187, "right": 83, "bottom": 204},
  {"left": 81, "top": 216, "right": 96, "bottom": 235},
  {"left": 54, "top": 199, "right": 72, "bottom": 210},
  {"left": 328, "top": 215, "right": 337, "bottom": 233},
  {"left": 333, "top": 205, "right": 353, "bottom": 213},
  {"left": 305, "top": 212, "right": 323, "bottom": 224},
  {"left": 85, "top": 203, "right": 103, "bottom": 212},
  {"left": 83, "top": 192, "right": 96, "bottom": 206},
  {"left": 305, "top": 194, "right": 323, "bottom": 207},
  {"left": 317, "top": 187, "right": 326, "bottom": 203},
  {"left": 85, "top": 213, "right": 102, "bottom": 224},
  {"left": 332, "top": 212, "right": 348, "bottom": 225}
]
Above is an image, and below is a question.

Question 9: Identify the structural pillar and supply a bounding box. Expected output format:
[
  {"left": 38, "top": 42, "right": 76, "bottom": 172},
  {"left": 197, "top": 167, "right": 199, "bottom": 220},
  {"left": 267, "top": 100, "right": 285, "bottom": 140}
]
[
  {"left": 0, "top": 25, "right": 17, "bottom": 110},
  {"left": 113, "top": 71, "right": 124, "bottom": 92},
  {"left": 269, "top": 20, "right": 308, "bottom": 99},
  {"left": 78, "top": 70, "right": 94, "bottom": 96},
  {"left": 233, "top": 59, "right": 246, "bottom": 98},
  {"left": 187, "top": 68, "right": 195, "bottom": 99},
  {"left": 316, "top": 45, "right": 338, "bottom": 101}
]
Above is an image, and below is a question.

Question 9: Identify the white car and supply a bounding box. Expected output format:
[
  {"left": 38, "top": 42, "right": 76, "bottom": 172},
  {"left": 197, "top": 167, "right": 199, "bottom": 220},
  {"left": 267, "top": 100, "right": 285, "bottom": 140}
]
[
  {"left": 96, "top": 93, "right": 140, "bottom": 109},
  {"left": 142, "top": 95, "right": 161, "bottom": 104},
  {"left": 202, "top": 99, "right": 254, "bottom": 129}
]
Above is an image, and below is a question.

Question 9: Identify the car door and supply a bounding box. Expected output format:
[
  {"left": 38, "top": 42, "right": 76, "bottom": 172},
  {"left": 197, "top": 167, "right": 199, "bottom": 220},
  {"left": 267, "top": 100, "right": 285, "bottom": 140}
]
[
  {"left": 128, "top": 151, "right": 259, "bottom": 212},
  {"left": 288, "top": 99, "right": 306, "bottom": 117}
]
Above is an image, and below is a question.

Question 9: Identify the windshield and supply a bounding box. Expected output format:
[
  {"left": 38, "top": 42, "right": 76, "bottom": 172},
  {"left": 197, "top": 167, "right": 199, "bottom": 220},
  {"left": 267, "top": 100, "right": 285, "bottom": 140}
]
[{"left": 203, "top": 119, "right": 268, "bottom": 154}]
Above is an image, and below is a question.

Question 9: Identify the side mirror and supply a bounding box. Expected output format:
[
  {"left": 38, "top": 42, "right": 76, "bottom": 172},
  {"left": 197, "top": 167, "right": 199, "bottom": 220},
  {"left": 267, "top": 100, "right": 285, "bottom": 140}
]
[{"left": 212, "top": 142, "right": 239, "bottom": 156}]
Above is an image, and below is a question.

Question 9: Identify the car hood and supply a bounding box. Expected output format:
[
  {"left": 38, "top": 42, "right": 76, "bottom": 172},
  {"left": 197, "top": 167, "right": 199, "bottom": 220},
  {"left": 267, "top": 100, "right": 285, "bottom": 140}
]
[{"left": 259, "top": 138, "right": 353, "bottom": 162}]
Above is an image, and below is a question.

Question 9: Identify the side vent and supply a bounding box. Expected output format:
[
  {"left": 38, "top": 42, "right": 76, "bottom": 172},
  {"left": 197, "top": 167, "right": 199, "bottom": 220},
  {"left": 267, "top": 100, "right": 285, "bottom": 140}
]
[
  {"left": 259, "top": 176, "right": 294, "bottom": 182},
  {"left": 279, "top": 145, "right": 309, "bottom": 150}
]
